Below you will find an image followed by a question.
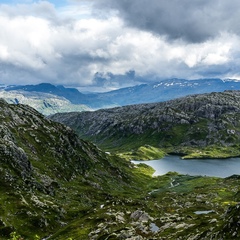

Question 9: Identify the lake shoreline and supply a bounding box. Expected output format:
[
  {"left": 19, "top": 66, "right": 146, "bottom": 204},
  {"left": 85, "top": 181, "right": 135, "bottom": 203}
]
[
  {"left": 132, "top": 155, "right": 240, "bottom": 178},
  {"left": 132, "top": 153, "right": 240, "bottom": 161}
]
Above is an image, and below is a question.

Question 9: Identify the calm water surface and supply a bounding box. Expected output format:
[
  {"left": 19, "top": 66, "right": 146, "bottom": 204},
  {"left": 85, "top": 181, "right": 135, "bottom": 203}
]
[{"left": 132, "top": 155, "right": 240, "bottom": 178}]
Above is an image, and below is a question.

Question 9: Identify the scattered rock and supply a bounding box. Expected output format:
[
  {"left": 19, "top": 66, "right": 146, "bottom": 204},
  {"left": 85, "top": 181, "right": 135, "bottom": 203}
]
[{"left": 130, "top": 210, "right": 153, "bottom": 222}]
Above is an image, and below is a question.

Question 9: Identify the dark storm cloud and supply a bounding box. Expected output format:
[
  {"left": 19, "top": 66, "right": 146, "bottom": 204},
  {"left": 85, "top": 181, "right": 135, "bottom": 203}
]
[{"left": 94, "top": 0, "right": 240, "bottom": 43}]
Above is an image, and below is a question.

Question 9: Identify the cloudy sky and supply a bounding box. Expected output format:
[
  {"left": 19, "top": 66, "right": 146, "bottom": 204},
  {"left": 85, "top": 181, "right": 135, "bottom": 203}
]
[{"left": 1, "top": 0, "right": 240, "bottom": 91}]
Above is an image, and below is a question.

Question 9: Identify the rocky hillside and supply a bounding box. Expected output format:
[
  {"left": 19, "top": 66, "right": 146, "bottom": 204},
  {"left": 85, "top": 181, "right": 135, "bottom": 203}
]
[
  {"left": 0, "top": 99, "right": 137, "bottom": 239},
  {"left": 50, "top": 90, "right": 240, "bottom": 158},
  {"left": 2, "top": 98, "right": 240, "bottom": 239}
]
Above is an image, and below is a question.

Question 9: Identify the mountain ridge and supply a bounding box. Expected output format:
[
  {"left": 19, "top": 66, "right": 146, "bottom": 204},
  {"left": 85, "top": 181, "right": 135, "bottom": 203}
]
[{"left": 50, "top": 90, "right": 240, "bottom": 159}]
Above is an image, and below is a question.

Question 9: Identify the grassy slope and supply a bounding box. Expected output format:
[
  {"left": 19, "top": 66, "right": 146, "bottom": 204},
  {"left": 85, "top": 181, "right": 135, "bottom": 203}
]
[
  {"left": 116, "top": 145, "right": 165, "bottom": 161},
  {"left": 48, "top": 171, "right": 240, "bottom": 239},
  {"left": 2, "top": 164, "right": 240, "bottom": 239}
]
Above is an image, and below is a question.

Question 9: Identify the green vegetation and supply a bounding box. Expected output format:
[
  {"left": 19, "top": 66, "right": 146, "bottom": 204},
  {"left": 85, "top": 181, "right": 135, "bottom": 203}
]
[
  {"left": 8, "top": 232, "right": 22, "bottom": 240},
  {"left": 44, "top": 171, "right": 240, "bottom": 239},
  {"left": 178, "top": 146, "right": 240, "bottom": 159},
  {"left": 116, "top": 145, "right": 166, "bottom": 160},
  {"left": 2, "top": 98, "right": 240, "bottom": 239}
]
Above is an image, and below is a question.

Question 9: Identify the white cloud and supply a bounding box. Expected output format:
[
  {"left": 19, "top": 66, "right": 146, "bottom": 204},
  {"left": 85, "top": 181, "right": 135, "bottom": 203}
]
[
  {"left": 0, "top": 15, "right": 53, "bottom": 69},
  {"left": 0, "top": 1, "right": 240, "bottom": 90},
  {"left": 0, "top": 1, "right": 57, "bottom": 18},
  {"left": 0, "top": 44, "right": 9, "bottom": 60}
]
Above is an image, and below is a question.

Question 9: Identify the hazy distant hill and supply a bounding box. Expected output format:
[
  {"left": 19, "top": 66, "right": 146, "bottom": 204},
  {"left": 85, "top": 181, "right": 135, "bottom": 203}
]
[
  {"left": 6, "top": 83, "right": 114, "bottom": 109},
  {"left": 0, "top": 89, "right": 90, "bottom": 115},
  {"left": 7, "top": 83, "right": 87, "bottom": 104}
]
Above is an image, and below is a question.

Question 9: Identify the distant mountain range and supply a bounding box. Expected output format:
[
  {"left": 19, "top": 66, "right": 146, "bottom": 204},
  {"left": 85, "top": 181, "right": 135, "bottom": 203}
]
[
  {"left": 5, "top": 83, "right": 113, "bottom": 109},
  {"left": 3, "top": 78, "right": 240, "bottom": 114},
  {"left": 94, "top": 78, "right": 240, "bottom": 106}
]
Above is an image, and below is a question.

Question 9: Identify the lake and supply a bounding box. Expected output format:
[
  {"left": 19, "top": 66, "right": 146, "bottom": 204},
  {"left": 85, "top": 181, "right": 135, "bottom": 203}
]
[{"left": 132, "top": 155, "right": 240, "bottom": 178}]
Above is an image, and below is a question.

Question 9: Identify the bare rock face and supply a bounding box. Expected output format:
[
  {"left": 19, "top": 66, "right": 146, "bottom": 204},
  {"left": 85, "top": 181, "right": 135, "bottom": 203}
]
[
  {"left": 0, "top": 140, "right": 31, "bottom": 178},
  {"left": 218, "top": 203, "right": 240, "bottom": 239},
  {"left": 130, "top": 210, "right": 153, "bottom": 222}
]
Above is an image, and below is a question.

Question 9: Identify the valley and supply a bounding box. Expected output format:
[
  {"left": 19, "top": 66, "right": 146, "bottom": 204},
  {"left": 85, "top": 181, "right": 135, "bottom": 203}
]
[{"left": 1, "top": 88, "right": 240, "bottom": 239}]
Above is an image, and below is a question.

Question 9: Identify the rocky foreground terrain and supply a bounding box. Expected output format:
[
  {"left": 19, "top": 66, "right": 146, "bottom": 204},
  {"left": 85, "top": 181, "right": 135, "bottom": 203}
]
[
  {"left": 51, "top": 90, "right": 240, "bottom": 159},
  {"left": 0, "top": 99, "right": 134, "bottom": 239},
  {"left": 1, "top": 98, "right": 240, "bottom": 239}
]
